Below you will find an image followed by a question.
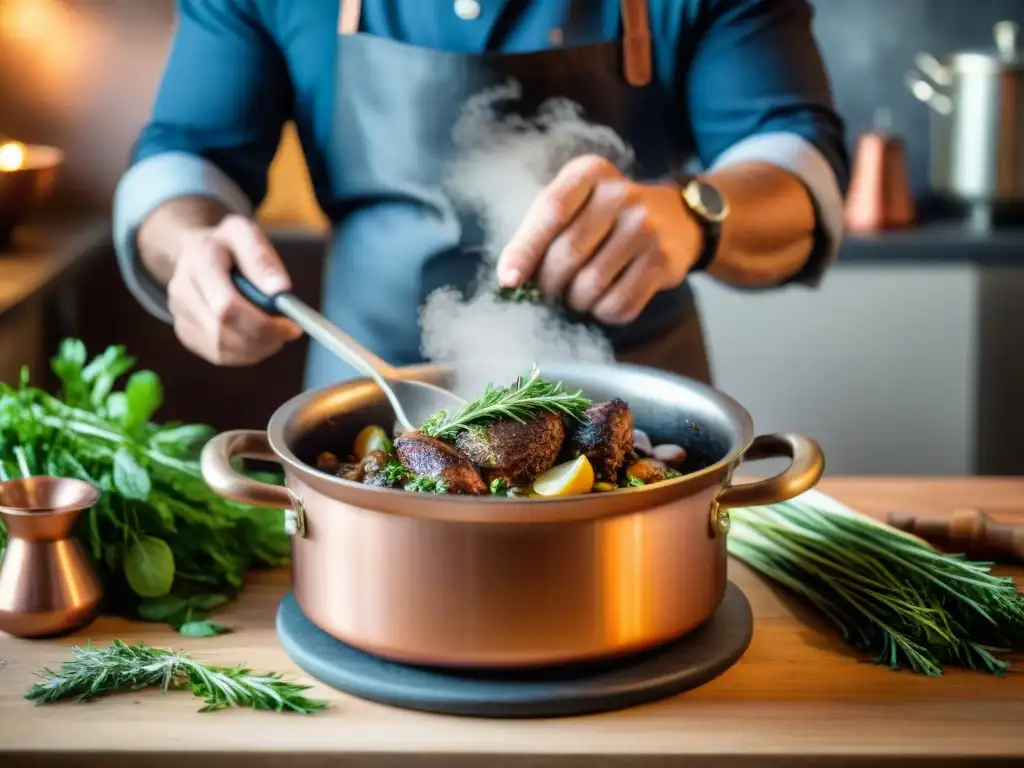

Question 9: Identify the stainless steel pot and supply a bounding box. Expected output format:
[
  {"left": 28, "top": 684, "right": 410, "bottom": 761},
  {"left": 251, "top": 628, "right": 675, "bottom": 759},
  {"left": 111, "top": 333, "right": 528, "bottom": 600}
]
[
  {"left": 201, "top": 362, "right": 824, "bottom": 669},
  {"left": 905, "top": 21, "right": 1023, "bottom": 223}
]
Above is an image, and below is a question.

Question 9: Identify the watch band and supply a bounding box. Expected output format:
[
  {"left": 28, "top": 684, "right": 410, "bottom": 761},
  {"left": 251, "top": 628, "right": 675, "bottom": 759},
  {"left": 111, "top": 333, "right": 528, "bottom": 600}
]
[{"left": 671, "top": 172, "right": 722, "bottom": 273}]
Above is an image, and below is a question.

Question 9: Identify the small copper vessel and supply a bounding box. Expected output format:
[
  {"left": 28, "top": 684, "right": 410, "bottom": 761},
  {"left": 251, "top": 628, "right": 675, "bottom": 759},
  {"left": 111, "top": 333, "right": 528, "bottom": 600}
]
[
  {"left": 0, "top": 476, "right": 103, "bottom": 638},
  {"left": 845, "top": 108, "right": 917, "bottom": 232}
]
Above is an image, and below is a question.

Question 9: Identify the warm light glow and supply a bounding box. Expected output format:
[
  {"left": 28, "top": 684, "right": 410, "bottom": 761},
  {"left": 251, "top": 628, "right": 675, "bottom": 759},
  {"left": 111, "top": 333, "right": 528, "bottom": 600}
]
[
  {"left": 600, "top": 516, "right": 647, "bottom": 643},
  {"left": 0, "top": 0, "right": 86, "bottom": 101},
  {"left": 0, "top": 142, "right": 28, "bottom": 172},
  {"left": 0, "top": 0, "right": 59, "bottom": 42}
]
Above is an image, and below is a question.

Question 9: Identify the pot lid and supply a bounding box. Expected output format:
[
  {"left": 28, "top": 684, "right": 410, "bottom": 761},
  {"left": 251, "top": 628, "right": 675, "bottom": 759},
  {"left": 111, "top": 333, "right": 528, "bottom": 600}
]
[{"left": 946, "top": 21, "right": 1023, "bottom": 72}]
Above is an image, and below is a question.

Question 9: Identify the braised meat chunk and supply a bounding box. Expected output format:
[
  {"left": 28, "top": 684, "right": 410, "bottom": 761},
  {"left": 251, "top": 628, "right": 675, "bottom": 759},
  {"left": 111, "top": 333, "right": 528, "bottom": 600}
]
[
  {"left": 316, "top": 450, "right": 366, "bottom": 482},
  {"left": 394, "top": 432, "right": 489, "bottom": 495},
  {"left": 565, "top": 399, "right": 634, "bottom": 481},
  {"left": 455, "top": 412, "right": 564, "bottom": 485}
]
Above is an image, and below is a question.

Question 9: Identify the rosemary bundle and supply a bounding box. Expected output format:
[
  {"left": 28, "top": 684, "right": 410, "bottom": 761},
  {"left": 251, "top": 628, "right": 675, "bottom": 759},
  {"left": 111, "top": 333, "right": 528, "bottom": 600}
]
[
  {"left": 727, "top": 490, "right": 1024, "bottom": 676},
  {"left": 420, "top": 364, "right": 591, "bottom": 441},
  {"left": 26, "top": 640, "right": 327, "bottom": 714}
]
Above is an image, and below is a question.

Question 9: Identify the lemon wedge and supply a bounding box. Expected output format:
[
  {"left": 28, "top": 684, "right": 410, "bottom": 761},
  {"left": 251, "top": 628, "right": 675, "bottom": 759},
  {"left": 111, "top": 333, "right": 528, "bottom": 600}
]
[
  {"left": 353, "top": 425, "right": 391, "bottom": 459},
  {"left": 532, "top": 455, "right": 595, "bottom": 498}
]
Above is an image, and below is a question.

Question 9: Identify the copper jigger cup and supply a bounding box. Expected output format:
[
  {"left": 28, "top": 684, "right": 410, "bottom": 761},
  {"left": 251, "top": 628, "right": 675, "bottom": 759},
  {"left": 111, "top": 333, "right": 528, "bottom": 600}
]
[
  {"left": 0, "top": 476, "right": 104, "bottom": 638},
  {"left": 845, "top": 107, "right": 917, "bottom": 233}
]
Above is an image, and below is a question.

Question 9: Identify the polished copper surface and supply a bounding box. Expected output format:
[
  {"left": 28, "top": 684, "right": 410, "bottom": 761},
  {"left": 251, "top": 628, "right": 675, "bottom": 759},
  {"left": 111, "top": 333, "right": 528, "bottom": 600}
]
[
  {"left": 201, "top": 361, "right": 825, "bottom": 668},
  {"left": 0, "top": 476, "right": 103, "bottom": 638},
  {"left": 845, "top": 130, "right": 916, "bottom": 232}
]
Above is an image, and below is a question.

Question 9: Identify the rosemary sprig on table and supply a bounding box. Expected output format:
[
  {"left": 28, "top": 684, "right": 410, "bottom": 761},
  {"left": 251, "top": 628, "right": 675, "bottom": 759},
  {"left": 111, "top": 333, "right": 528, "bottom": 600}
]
[
  {"left": 25, "top": 640, "right": 328, "bottom": 714},
  {"left": 420, "top": 364, "right": 591, "bottom": 442},
  {"left": 727, "top": 492, "right": 1024, "bottom": 676}
]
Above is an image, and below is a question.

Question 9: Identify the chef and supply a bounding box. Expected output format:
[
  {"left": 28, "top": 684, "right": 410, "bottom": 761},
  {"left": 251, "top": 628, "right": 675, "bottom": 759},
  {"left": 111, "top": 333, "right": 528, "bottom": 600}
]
[{"left": 113, "top": 0, "right": 847, "bottom": 389}]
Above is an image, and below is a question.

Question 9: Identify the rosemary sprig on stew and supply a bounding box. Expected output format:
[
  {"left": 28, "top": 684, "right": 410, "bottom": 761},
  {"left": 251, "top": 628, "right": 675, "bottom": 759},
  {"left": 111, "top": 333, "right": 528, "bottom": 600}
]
[
  {"left": 420, "top": 364, "right": 591, "bottom": 442},
  {"left": 25, "top": 640, "right": 328, "bottom": 714}
]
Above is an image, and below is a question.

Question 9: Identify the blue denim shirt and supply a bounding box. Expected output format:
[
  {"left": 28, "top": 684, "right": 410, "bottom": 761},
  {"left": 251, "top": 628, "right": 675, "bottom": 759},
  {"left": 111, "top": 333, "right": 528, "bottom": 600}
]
[{"left": 114, "top": 0, "right": 848, "bottom": 323}]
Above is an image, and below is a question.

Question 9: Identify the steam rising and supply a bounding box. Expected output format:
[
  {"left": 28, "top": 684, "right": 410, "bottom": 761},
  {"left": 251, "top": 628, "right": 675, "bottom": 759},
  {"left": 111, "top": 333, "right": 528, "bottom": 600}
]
[{"left": 419, "top": 81, "right": 635, "bottom": 395}]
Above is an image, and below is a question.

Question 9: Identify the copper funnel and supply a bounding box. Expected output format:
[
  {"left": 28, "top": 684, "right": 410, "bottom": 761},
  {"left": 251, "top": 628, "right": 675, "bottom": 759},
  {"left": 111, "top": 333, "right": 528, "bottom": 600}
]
[
  {"left": 0, "top": 476, "right": 104, "bottom": 638},
  {"left": 845, "top": 108, "right": 917, "bottom": 232}
]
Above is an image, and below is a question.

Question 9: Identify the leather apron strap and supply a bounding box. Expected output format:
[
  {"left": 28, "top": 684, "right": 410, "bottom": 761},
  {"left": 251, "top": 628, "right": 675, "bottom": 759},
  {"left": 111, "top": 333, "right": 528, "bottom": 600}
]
[
  {"left": 336, "top": 0, "right": 652, "bottom": 87},
  {"left": 620, "top": 0, "right": 652, "bottom": 87}
]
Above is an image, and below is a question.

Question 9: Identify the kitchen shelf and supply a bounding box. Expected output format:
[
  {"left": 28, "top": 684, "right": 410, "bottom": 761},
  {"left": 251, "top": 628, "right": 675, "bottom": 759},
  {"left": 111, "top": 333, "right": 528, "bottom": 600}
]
[{"left": 841, "top": 220, "right": 1024, "bottom": 264}]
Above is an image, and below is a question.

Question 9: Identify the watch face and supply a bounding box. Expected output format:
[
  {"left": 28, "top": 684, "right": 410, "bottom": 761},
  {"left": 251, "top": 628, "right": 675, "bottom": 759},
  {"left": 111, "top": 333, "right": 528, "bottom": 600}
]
[
  {"left": 683, "top": 179, "right": 728, "bottom": 223},
  {"left": 696, "top": 181, "right": 726, "bottom": 220}
]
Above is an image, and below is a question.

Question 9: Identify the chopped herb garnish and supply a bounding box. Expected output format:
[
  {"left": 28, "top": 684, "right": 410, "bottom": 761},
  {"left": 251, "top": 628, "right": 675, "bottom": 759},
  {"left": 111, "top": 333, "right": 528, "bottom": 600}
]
[
  {"left": 494, "top": 282, "right": 545, "bottom": 305},
  {"left": 404, "top": 475, "right": 449, "bottom": 494}
]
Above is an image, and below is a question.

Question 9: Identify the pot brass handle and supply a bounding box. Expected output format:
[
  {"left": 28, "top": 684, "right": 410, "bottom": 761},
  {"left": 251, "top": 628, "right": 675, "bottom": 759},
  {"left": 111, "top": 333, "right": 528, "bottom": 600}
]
[
  {"left": 200, "top": 430, "right": 292, "bottom": 509},
  {"left": 717, "top": 433, "right": 825, "bottom": 509}
]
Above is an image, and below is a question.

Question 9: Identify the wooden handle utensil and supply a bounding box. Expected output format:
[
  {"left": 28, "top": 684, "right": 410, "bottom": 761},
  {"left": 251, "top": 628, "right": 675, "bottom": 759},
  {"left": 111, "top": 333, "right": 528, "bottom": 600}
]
[{"left": 887, "top": 508, "right": 1024, "bottom": 565}]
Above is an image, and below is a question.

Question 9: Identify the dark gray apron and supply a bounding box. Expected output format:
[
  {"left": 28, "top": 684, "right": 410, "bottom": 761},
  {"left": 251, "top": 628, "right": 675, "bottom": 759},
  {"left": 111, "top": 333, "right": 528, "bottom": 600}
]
[{"left": 306, "top": 0, "right": 712, "bottom": 391}]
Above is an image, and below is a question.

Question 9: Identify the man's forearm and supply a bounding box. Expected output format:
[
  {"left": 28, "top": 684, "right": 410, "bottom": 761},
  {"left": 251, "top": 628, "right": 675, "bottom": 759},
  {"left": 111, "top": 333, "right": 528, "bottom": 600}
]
[
  {"left": 700, "top": 161, "right": 818, "bottom": 288},
  {"left": 137, "top": 196, "right": 233, "bottom": 285}
]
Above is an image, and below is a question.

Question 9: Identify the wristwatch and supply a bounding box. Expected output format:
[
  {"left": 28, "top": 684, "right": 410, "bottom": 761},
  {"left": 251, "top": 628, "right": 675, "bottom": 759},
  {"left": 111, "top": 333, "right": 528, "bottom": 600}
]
[{"left": 670, "top": 173, "right": 729, "bottom": 272}]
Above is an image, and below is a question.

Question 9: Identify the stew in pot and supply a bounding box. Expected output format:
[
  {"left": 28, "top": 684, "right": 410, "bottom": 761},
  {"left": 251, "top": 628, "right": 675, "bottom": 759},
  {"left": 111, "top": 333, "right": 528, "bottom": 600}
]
[{"left": 313, "top": 365, "right": 693, "bottom": 498}]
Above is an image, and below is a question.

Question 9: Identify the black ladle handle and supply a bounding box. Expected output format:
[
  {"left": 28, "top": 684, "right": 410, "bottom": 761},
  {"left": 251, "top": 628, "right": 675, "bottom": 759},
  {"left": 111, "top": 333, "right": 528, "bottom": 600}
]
[
  {"left": 228, "top": 267, "right": 396, "bottom": 386},
  {"left": 231, "top": 269, "right": 285, "bottom": 316}
]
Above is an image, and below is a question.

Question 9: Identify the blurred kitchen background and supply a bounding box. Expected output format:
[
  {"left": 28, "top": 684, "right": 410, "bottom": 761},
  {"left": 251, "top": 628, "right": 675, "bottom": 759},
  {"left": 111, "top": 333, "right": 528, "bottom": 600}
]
[{"left": 1, "top": 0, "right": 1022, "bottom": 475}]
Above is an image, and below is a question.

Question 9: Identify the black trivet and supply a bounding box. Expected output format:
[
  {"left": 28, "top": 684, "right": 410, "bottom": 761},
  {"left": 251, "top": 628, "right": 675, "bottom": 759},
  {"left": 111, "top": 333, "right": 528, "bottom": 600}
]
[{"left": 277, "top": 582, "right": 753, "bottom": 718}]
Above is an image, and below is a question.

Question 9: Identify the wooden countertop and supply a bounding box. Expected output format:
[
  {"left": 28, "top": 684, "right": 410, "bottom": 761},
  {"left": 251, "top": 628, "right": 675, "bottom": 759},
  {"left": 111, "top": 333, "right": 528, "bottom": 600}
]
[
  {"left": 0, "top": 214, "right": 110, "bottom": 316},
  {"left": 2, "top": 477, "right": 1023, "bottom": 767}
]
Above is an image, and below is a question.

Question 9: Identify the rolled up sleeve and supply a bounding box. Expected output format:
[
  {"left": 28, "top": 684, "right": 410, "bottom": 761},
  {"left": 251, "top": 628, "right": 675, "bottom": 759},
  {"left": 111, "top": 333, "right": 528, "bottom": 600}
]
[
  {"left": 683, "top": 0, "right": 849, "bottom": 284},
  {"left": 113, "top": 0, "right": 292, "bottom": 321}
]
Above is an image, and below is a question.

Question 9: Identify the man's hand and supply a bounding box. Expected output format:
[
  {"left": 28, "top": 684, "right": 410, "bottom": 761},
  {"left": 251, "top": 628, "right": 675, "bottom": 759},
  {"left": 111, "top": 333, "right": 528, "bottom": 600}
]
[
  {"left": 496, "top": 155, "right": 702, "bottom": 325},
  {"left": 165, "top": 215, "right": 302, "bottom": 366}
]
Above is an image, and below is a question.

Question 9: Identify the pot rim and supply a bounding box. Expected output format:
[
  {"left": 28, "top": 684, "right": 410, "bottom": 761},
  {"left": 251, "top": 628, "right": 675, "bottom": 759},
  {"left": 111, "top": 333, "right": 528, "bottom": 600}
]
[
  {"left": 262, "top": 361, "right": 756, "bottom": 523},
  {"left": 943, "top": 52, "right": 1024, "bottom": 74}
]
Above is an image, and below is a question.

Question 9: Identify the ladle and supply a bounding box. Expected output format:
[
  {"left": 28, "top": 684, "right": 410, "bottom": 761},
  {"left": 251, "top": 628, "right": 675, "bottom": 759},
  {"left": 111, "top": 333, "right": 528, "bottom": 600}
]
[{"left": 231, "top": 271, "right": 465, "bottom": 432}]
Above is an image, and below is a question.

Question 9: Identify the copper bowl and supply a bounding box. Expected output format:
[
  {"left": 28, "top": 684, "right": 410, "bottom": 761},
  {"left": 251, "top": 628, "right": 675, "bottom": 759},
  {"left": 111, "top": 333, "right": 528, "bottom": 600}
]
[
  {"left": 0, "top": 144, "right": 64, "bottom": 248},
  {"left": 201, "top": 362, "right": 824, "bottom": 669}
]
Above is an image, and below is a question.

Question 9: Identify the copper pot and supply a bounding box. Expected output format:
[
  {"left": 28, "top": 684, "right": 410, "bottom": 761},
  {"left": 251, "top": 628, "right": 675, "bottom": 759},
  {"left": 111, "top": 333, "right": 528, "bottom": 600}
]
[{"left": 201, "top": 362, "right": 824, "bottom": 669}]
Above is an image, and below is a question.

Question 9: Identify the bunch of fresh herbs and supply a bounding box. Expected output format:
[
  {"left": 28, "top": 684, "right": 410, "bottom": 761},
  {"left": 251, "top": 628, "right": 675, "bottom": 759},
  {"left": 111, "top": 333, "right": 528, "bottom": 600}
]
[
  {"left": 728, "top": 491, "right": 1024, "bottom": 676},
  {"left": 0, "top": 340, "right": 291, "bottom": 635},
  {"left": 26, "top": 639, "right": 326, "bottom": 714}
]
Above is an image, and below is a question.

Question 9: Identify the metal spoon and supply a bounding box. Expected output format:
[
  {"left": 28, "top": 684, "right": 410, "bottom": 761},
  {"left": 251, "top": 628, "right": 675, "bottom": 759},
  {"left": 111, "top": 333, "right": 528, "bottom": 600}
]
[{"left": 231, "top": 271, "right": 465, "bottom": 432}]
